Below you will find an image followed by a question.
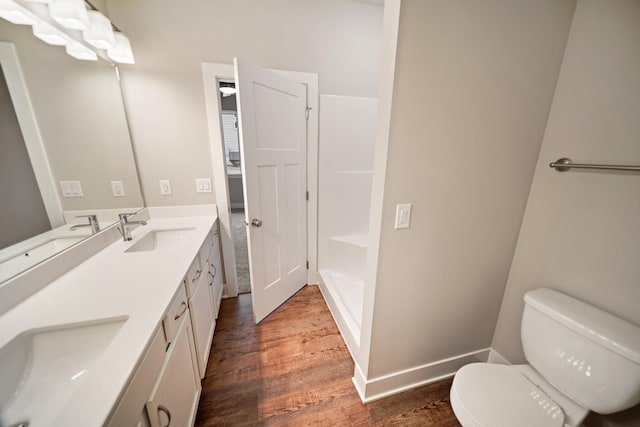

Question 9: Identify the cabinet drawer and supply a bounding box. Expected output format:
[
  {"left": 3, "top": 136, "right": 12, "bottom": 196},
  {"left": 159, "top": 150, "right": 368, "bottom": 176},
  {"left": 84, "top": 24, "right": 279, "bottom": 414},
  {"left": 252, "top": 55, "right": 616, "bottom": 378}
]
[
  {"left": 184, "top": 256, "right": 202, "bottom": 299},
  {"left": 211, "top": 222, "right": 220, "bottom": 241},
  {"left": 199, "top": 232, "right": 213, "bottom": 267},
  {"left": 162, "top": 286, "right": 188, "bottom": 346}
]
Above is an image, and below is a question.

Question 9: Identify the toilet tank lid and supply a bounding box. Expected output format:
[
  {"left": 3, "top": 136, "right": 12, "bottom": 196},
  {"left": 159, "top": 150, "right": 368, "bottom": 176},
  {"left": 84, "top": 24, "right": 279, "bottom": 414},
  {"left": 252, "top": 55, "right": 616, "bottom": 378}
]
[{"left": 524, "top": 288, "right": 640, "bottom": 364}]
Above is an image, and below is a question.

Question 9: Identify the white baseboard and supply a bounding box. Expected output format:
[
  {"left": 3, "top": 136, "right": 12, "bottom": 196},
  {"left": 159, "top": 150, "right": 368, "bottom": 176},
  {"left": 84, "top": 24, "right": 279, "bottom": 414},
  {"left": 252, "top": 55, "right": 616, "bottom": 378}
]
[
  {"left": 353, "top": 348, "right": 490, "bottom": 403},
  {"left": 230, "top": 202, "right": 244, "bottom": 209},
  {"left": 487, "top": 348, "right": 511, "bottom": 365}
]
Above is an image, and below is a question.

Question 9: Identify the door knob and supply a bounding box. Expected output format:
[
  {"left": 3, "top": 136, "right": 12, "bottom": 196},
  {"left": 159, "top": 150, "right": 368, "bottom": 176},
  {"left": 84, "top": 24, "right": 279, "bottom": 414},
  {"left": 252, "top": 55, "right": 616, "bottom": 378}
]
[{"left": 251, "top": 218, "right": 263, "bottom": 228}]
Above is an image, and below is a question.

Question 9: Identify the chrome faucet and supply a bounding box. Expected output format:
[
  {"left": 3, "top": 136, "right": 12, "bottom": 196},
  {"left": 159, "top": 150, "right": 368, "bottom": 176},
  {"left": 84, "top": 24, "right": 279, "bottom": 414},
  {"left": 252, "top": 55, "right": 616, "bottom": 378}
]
[
  {"left": 118, "top": 213, "right": 147, "bottom": 241},
  {"left": 70, "top": 214, "right": 100, "bottom": 234}
]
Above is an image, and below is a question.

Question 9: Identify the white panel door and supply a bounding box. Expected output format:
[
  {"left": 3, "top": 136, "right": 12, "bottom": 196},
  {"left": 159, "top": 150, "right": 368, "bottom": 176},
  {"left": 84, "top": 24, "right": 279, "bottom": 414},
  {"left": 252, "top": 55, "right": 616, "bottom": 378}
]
[{"left": 234, "top": 57, "right": 307, "bottom": 323}]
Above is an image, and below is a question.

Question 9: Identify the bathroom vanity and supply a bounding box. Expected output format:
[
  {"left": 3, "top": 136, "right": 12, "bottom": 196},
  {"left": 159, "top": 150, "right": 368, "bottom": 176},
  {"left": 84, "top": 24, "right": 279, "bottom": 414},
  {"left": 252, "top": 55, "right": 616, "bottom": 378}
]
[{"left": 0, "top": 208, "right": 223, "bottom": 427}]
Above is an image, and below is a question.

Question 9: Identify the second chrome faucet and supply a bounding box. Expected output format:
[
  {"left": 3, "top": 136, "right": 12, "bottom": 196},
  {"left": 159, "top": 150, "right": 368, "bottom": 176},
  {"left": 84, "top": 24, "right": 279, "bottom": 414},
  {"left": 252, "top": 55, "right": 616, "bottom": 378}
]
[{"left": 118, "top": 213, "right": 147, "bottom": 241}]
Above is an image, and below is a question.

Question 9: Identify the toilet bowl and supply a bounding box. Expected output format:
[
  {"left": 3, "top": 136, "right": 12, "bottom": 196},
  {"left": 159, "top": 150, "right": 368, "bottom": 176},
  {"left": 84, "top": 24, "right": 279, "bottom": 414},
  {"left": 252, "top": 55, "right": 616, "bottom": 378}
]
[{"left": 450, "top": 288, "right": 640, "bottom": 427}]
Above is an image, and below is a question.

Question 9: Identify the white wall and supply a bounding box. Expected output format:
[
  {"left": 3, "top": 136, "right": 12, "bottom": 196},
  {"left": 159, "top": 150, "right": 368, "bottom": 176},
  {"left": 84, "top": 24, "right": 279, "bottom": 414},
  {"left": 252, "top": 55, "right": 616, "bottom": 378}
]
[
  {"left": 359, "top": 0, "right": 576, "bottom": 396},
  {"left": 105, "top": 0, "right": 384, "bottom": 206},
  {"left": 492, "top": 0, "right": 640, "bottom": 374}
]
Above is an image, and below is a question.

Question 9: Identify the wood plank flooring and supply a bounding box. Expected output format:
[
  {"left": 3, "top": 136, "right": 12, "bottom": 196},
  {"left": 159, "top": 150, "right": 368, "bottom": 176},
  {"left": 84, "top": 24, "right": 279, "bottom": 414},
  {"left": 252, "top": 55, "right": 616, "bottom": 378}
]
[{"left": 195, "top": 285, "right": 461, "bottom": 426}]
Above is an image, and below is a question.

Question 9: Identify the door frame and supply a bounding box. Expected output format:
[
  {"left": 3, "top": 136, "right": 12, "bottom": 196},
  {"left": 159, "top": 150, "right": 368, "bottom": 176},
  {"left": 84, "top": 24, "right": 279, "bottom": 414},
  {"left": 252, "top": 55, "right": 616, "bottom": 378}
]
[{"left": 202, "top": 62, "right": 319, "bottom": 297}]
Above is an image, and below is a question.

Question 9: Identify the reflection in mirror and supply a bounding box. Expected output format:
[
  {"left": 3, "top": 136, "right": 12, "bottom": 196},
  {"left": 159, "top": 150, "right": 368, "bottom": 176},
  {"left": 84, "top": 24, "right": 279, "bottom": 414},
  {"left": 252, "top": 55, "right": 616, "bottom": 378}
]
[{"left": 0, "top": 19, "right": 143, "bottom": 284}]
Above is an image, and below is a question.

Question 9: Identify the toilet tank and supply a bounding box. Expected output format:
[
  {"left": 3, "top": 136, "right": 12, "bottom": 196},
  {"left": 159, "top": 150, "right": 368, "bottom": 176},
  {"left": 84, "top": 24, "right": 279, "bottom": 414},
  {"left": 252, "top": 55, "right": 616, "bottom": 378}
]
[{"left": 521, "top": 288, "right": 640, "bottom": 414}]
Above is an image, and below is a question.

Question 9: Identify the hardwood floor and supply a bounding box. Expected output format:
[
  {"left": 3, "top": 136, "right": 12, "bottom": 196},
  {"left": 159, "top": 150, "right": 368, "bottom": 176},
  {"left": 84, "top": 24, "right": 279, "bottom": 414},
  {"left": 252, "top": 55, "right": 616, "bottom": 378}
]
[{"left": 195, "top": 285, "right": 461, "bottom": 426}]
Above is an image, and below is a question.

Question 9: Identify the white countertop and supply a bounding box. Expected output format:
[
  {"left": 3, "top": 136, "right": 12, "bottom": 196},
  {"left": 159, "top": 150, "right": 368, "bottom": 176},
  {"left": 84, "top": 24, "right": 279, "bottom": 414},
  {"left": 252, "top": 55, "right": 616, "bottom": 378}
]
[{"left": 0, "top": 213, "right": 217, "bottom": 427}]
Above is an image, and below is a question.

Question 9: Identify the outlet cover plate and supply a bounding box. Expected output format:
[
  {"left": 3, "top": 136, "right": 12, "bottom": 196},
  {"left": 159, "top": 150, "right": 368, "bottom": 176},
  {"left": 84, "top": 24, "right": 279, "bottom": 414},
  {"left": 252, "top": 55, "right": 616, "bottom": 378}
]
[
  {"left": 159, "top": 180, "right": 172, "bottom": 195},
  {"left": 111, "top": 181, "right": 125, "bottom": 197}
]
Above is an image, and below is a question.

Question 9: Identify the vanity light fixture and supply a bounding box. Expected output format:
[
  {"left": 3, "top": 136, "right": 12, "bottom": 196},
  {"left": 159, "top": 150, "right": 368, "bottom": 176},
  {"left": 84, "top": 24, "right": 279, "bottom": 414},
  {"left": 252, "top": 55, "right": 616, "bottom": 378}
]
[
  {"left": 49, "top": 0, "right": 89, "bottom": 30},
  {"left": 65, "top": 39, "right": 97, "bottom": 60},
  {"left": 32, "top": 19, "right": 69, "bottom": 45},
  {"left": 82, "top": 10, "right": 114, "bottom": 49},
  {"left": 107, "top": 32, "right": 134, "bottom": 64},
  {"left": 0, "top": 0, "right": 134, "bottom": 64},
  {"left": 0, "top": 0, "right": 37, "bottom": 25}
]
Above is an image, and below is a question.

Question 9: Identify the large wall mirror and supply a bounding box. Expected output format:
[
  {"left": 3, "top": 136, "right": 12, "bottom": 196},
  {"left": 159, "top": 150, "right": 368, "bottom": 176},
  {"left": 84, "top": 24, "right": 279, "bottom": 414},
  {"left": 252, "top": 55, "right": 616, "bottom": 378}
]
[{"left": 0, "top": 19, "right": 143, "bottom": 284}]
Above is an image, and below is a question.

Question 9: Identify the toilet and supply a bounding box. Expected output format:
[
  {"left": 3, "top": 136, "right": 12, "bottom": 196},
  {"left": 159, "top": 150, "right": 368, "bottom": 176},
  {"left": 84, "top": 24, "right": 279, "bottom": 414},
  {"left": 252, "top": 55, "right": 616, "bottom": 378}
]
[{"left": 450, "top": 288, "right": 640, "bottom": 427}]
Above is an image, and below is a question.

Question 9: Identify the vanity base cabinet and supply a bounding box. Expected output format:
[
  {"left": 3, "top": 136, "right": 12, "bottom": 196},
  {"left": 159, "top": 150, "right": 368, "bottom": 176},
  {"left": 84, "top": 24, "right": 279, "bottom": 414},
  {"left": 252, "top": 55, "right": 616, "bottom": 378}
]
[{"left": 146, "top": 314, "right": 201, "bottom": 427}]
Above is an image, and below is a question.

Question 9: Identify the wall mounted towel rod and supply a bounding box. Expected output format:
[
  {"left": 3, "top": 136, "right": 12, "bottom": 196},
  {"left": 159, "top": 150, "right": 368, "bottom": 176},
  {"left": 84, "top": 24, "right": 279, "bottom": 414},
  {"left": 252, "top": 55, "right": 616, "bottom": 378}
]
[{"left": 550, "top": 158, "right": 640, "bottom": 172}]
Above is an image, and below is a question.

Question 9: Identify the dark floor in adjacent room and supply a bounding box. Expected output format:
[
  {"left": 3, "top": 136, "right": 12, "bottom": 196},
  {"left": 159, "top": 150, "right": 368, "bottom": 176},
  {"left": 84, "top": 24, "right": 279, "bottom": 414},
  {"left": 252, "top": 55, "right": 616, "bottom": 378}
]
[
  {"left": 230, "top": 209, "right": 251, "bottom": 295},
  {"left": 194, "top": 285, "right": 461, "bottom": 426}
]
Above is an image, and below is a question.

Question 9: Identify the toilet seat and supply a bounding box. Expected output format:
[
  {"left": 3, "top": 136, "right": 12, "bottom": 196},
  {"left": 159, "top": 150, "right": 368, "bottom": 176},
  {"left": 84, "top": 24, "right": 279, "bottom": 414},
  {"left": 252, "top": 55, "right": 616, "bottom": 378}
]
[{"left": 450, "top": 363, "right": 565, "bottom": 427}]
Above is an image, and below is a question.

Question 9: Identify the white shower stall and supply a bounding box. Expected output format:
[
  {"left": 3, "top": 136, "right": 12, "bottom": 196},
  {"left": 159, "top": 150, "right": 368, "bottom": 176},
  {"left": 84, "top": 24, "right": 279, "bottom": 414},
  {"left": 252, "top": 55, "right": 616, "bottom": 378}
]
[{"left": 318, "top": 95, "right": 377, "bottom": 356}]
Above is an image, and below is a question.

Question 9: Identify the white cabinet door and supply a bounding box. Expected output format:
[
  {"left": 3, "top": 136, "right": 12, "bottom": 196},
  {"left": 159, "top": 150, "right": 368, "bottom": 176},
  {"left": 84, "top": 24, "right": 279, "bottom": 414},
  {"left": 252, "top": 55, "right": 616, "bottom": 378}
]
[
  {"left": 189, "top": 277, "right": 215, "bottom": 379},
  {"left": 208, "top": 236, "right": 223, "bottom": 319},
  {"left": 146, "top": 316, "right": 200, "bottom": 427}
]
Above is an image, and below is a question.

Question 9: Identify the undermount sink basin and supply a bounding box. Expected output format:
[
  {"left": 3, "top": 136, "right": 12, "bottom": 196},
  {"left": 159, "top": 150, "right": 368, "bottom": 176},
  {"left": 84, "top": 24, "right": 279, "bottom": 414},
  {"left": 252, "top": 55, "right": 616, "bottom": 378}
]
[
  {"left": 0, "top": 317, "right": 127, "bottom": 427},
  {"left": 0, "top": 236, "right": 86, "bottom": 283},
  {"left": 125, "top": 227, "right": 196, "bottom": 253}
]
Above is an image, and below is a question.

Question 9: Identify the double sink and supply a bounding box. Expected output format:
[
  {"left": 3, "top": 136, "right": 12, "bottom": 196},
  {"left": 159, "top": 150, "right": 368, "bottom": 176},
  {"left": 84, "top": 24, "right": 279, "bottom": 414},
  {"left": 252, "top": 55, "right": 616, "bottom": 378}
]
[{"left": 0, "top": 225, "right": 197, "bottom": 426}]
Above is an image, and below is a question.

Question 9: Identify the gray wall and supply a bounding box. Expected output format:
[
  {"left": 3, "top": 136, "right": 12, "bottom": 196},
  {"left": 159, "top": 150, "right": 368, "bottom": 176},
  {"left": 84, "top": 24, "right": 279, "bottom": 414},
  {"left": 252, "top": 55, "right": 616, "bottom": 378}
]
[
  {"left": 0, "top": 66, "right": 50, "bottom": 248},
  {"left": 365, "top": 0, "right": 576, "bottom": 379},
  {"left": 491, "top": 1, "right": 640, "bottom": 423},
  {"left": 105, "top": 0, "right": 384, "bottom": 206}
]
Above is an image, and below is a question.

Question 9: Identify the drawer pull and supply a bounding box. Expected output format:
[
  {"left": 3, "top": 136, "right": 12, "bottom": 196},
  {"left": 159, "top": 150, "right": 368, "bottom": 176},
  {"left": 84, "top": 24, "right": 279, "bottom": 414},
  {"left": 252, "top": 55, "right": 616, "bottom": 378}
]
[
  {"left": 157, "top": 404, "right": 172, "bottom": 427},
  {"left": 210, "top": 263, "right": 217, "bottom": 277},
  {"left": 191, "top": 269, "right": 202, "bottom": 283},
  {"left": 207, "top": 270, "right": 214, "bottom": 285},
  {"left": 174, "top": 301, "right": 187, "bottom": 320}
]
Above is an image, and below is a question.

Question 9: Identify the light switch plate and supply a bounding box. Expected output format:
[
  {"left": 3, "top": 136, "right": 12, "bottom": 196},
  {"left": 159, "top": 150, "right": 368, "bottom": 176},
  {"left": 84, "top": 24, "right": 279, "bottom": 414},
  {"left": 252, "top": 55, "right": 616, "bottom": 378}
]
[
  {"left": 195, "top": 178, "right": 212, "bottom": 193},
  {"left": 159, "top": 180, "right": 172, "bottom": 195},
  {"left": 395, "top": 203, "right": 412, "bottom": 229},
  {"left": 59, "top": 180, "right": 83, "bottom": 198},
  {"left": 111, "top": 181, "right": 125, "bottom": 197}
]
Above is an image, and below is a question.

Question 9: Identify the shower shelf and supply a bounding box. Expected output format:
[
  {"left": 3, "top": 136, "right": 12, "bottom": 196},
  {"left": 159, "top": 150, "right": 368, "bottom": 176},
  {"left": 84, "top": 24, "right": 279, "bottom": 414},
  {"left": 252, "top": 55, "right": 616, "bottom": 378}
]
[{"left": 330, "top": 234, "right": 368, "bottom": 248}]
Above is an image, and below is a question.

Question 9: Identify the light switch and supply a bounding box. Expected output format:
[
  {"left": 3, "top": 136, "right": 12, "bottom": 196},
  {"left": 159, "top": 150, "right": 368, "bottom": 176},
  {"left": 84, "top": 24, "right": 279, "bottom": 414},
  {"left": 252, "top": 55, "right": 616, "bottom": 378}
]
[
  {"left": 111, "top": 181, "right": 125, "bottom": 197},
  {"left": 159, "top": 180, "right": 172, "bottom": 195},
  {"left": 195, "top": 178, "right": 212, "bottom": 193},
  {"left": 59, "top": 180, "right": 83, "bottom": 198},
  {"left": 395, "top": 203, "right": 412, "bottom": 229}
]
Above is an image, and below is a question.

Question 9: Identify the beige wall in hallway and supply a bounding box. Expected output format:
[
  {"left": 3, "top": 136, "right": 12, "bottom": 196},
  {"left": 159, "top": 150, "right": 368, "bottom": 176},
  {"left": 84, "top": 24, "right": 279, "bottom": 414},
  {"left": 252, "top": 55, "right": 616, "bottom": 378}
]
[{"left": 105, "top": 0, "right": 384, "bottom": 206}]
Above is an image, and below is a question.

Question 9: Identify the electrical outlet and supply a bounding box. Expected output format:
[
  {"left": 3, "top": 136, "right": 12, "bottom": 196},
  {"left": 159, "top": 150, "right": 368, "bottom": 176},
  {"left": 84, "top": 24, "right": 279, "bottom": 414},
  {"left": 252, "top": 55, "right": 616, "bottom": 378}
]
[
  {"left": 159, "top": 180, "right": 172, "bottom": 195},
  {"left": 195, "top": 178, "right": 212, "bottom": 193},
  {"left": 111, "top": 181, "right": 125, "bottom": 197}
]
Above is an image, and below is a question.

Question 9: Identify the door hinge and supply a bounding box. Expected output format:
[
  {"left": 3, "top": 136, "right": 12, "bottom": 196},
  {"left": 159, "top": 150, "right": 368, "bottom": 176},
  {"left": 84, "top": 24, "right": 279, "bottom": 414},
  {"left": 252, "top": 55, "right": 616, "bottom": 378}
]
[
  {"left": 306, "top": 190, "right": 309, "bottom": 201},
  {"left": 306, "top": 260, "right": 309, "bottom": 269},
  {"left": 305, "top": 107, "right": 311, "bottom": 120}
]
